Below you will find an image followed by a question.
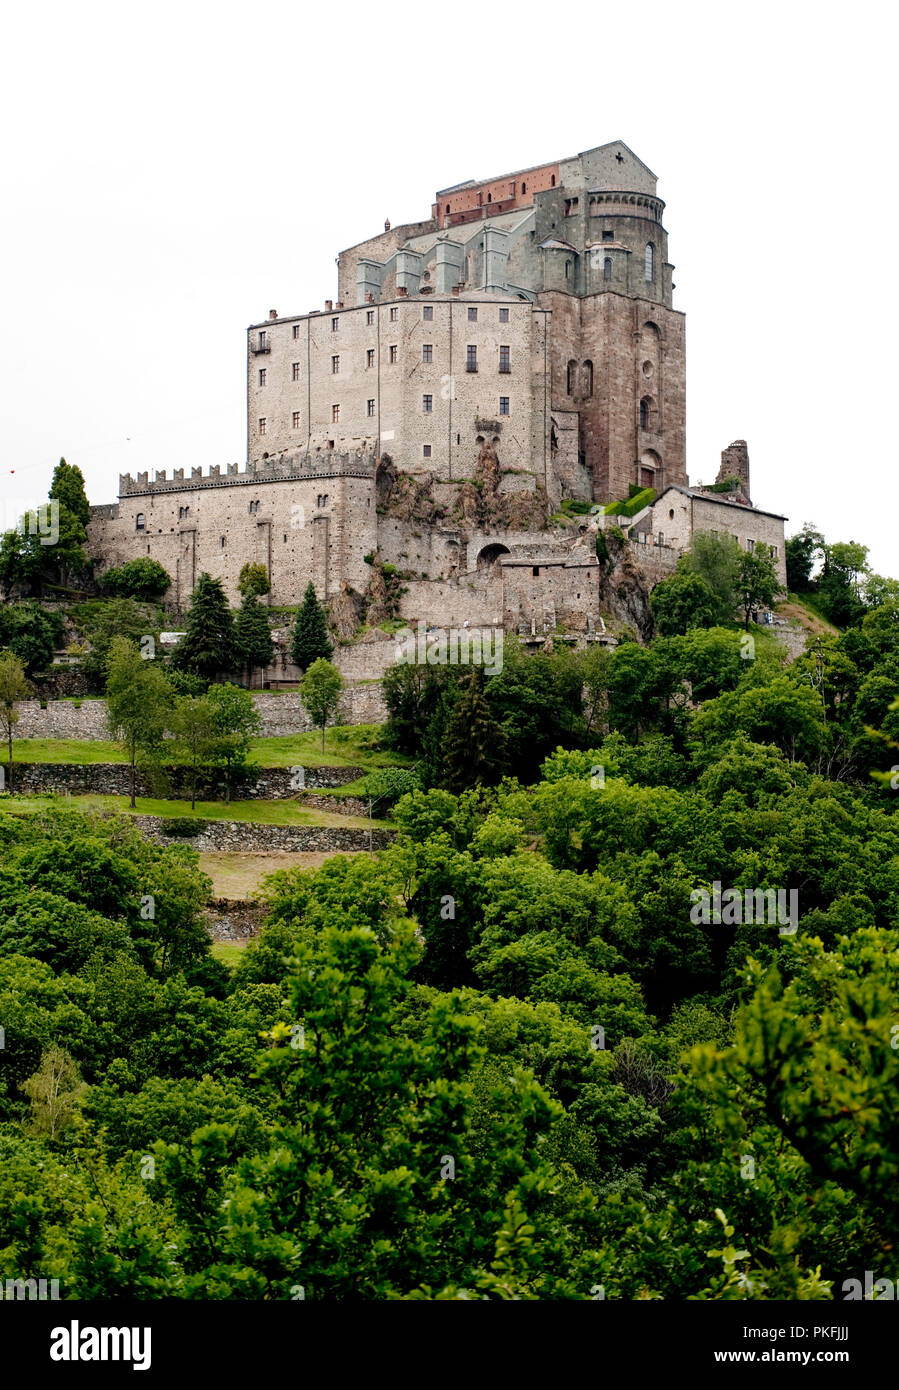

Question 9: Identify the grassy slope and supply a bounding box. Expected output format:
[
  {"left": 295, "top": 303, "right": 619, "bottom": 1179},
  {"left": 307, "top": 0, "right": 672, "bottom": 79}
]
[
  {"left": 0, "top": 794, "right": 392, "bottom": 830},
  {"left": 11, "top": 725, "right": 408, "bottom": 771},
  {"left": 777, "top": 593, "right": 841, "bottom": 636}
]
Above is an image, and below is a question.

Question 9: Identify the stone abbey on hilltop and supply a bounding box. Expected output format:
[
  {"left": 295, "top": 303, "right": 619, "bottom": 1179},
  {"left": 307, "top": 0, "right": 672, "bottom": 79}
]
[{"left": 88, "top": 141, "right": 786, "bottom": 638}]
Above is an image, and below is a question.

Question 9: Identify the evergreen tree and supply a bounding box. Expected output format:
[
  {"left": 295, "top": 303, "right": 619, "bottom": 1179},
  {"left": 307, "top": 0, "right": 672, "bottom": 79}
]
[
  {"left": 172, "top": 573, "right": 237, "bottom": 681},
  {"left": 234, "top": 595, "right": 274, "bottom": 683},
  {"left": 238, "top": 562, "right": 271, "bottom": 598},
  {"left": 290, "top": 581, "right": 333, "bottom": 671},
  {"left": 443, "top": 669, "right": 506, "bottom": 791},
  {"left": 49, "top": 458, "right": 90, "bottom": 528}
]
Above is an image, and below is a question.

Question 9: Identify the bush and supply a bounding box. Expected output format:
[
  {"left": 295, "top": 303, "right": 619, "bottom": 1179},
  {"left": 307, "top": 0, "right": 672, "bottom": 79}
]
[
  {"left": 163, "top": 818, "right": 207, "bottom": 837},
  {"left": 604, "top": 487, "right": 657, "bottom": 518}
]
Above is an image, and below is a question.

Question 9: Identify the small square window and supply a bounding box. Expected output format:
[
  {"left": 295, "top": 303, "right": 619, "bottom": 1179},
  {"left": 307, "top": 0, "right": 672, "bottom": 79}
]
[
  {"left": 423, "top": 394, "right": 433, "bottom": 413},
  {"left": 602, "top": 230, "right": 613, "bottom": 241},
  {"left": 423, "top": 305, "right": 433, "bottom": 320},
  {"left": 499, "top": 397, "right": 509, "bottom": 415},
  {"left": 367, "top": 399, "right": 376, "bottom": 417},
  {"left": 258, "top": 417, "right": 267, "bottom": 435},
  {"left": 389, "top": 306, "right": 398, "bottom": 322},
  {"left": 389, "top": 345, "right": 398, "bottom": 363},
  {"left": 366, "top": 309, "right": 375, "bottom": 325},
  {"left": 293, "top": 324, "right": 301, "bottom": 338},
  {"left": 331, "top": 355, "right": 340, "bottom": 374},
  {"left": 258, "top": 367, "right": 267, "bottom": 386},
  {"left": 499, "top": 307, "right": 509, "bottom": 322},
  {"left": 331, "top": 316, "right": 339, "bottom": 331},
  {"left": 422, "top": 344, "right": 433, "bottom": 363},
  {"left": 332, "top": 404, "right": 340, "bottom": 423},
  {"left": 292, "top": 362, "right": 301, "bottom": 381},
  {"left": 292, "top": 411, "right": 301, "bottom": 428},
  {"left": 423, "top": 444, "right": 432, "bottom": 458},
  {"left": 467, "top": 306, "right": 478, "bottom": 321}
]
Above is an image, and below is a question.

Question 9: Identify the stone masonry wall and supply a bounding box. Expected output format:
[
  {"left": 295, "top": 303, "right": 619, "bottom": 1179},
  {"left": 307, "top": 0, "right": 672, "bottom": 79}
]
[
  {"left": 130, "top": 815, "right": 393, "bottom": 853},
  {"left": 7, "top": 763, "right": 366, "bottom": 798}
]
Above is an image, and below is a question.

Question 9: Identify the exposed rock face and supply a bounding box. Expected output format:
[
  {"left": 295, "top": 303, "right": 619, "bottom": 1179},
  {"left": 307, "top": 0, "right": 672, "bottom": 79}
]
[
  {"left": 364, "top": 555, "right": 393, "bottom": 624},
  {"left": 597, "top": 531, "right": 655, "bottom": 640},
  {"left": 475, "top": 438, "right": 502, "bottom": 494},
  {"left": 329, "top": 581, "right": 367, "bottom": 639},
  {"left": 377, "top": 462, "right": 444, "bottom": 525}
]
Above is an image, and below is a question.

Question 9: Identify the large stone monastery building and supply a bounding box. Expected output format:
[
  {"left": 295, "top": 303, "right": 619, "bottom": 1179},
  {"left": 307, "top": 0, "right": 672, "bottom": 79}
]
[{"left": 88, "top": 141, "right": 785, "bottom": 630}]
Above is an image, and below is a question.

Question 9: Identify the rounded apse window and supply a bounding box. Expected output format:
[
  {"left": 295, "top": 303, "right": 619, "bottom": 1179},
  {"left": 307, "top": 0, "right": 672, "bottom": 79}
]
[{"left": 642, "top": 360, "right": 654, "bottom": 377}]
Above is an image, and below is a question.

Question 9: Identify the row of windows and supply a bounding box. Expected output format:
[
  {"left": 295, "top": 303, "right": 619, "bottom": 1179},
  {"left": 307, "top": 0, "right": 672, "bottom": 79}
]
[
  {"left": 260, "top": 304, "right": 512, "bottom": 348},
  {"left": 258, "top": 344, "right": 514, "bottom": 385},
  {"left": 258, "top": 395, "right": 513, "bottom": 432}
]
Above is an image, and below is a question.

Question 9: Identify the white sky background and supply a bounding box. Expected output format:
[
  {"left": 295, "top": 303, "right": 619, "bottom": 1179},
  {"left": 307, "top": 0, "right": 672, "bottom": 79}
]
[{"left": 1, "top": 0, "right": 896, "bottom": 576}]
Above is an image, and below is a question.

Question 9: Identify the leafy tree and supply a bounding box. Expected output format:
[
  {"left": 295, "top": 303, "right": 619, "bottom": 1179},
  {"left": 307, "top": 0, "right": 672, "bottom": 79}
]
[
  {"left": 171, "top": 573, "right": 237, "bottom": 681},
  {"left": 237, "top": 562, "right": 271, "bottom": 598},
  {"left": 0, "top": 602, "right": 62, "bottom": 675},
  {"left": 19, "top": 1046, "right": 86, "bottom": 1140},
  {"left": 79, "top": 596, "right": 162, "bottom": 679},
  {"left": 0, "top": 650, "right": 30, "bottom": 792},
  {"left": 233, "top": 595, "right": 274, "bottom": 684},
  {"left": 49, "top": 458, "right": 90, "bottom": 528},
  {"left": 650, "top": 570, "right": 720, "bottom": 636},
  {"left": 680, "top": 531, "right": 741, "bottom": 622},
  {"left": 0, "top": 500, "right": 88, "bottom": 598},
  {"left": 736, "top": 545, "right": 781, "bottom": 628},
  {"left": 784, "top": 522, "right": 824, "bottom": 593},
  {"left": 817, "top": 541, "right": 869, "bottom": 628},
  {"left": 105, "top": 637, "right": 172, "bottom": 807},
  {"left": 100, "top": 558, "right": 172, "bottom": 601},
  {"left": 299, "top": 658, "right": 343, "bottom": 752},
  {"left": 206, "top": 683, "right": 261, "bottom": 803},
  {"left": 171, "top": 695, "right": 216, "bottom": 809},
  {"left": 290, "top": 581, "right": 333, "bottom": 670}
]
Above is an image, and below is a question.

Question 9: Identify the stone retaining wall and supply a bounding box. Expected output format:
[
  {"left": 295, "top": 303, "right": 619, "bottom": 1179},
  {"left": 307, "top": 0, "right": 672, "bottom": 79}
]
[
  {"left": 130, "top": 815, "right": 392, "bottom": 853},
  {"left": 14, "top": 684, "right": 386, "bottom": 741},
  {"left": 7, "top": 763, "right": 366, "bottom": 800}
]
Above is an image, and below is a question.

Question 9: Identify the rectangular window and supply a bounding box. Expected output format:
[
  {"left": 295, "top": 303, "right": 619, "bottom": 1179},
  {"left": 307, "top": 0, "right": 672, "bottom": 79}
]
[
  {"left": 466, "top": 344, "right": 477, "bottom": 372},
  {"left": 468, "top": 306, "right": 478, "bottom": 321},
  {"left": 332, "top": 404, "right": 340, "bottom": 423},
  {"left": 366, "top": 309, "right": 375, "bottom": 325},
  {"left": 422, "top": 344, "right": 433, "bottom": 363},
  {"left": 367, "top": 399, "right": 376, "bottom": 417},
  {"left": 499, "top": 396, "right": 510, "bottom": 415},
  {"left": 423, "top": 394, "right": 433, "bottom": 413},
  {"left": 258, "top": 330, "right": 267, "bottom": 347},
  {"left": 293, "top": 324, "right": 301, "bottom": 338},
  {"left": 389, "top": 344, "right": 398, "bottom": 363},
  {"left": 602, "top": 229, "right": 613, "bottom": 241},
  {"left": 747, "top": 538, "right": 755, "bottom": 551},
  {"left": 389, "top": 306, "right": 399, "bottom": 322},
  {"left": 292, "top": 411, "right": 301, "bottom": 428},
  {"left": 499, "top": 307, "right": 509, "bottom": 322},
  {"left": 258, "top": 367, "right": 266, "bottom": 385},
  {"left": 258, "top": 417, "right": 266, "bottom": 435},
  {"left": 499, "top": 345, "right": 511, "bottom": 373},
  {"left": 423, "top": 444, "right": 432, "bottom": 458},
  {"left": 331, "top": 316, "right": 339, "bottom": 331},
  {"left": 366, "top": 348, "right": 375, "bottom": 368},
  {"left": 331, "top": 355, "right": 340, "bottom": 374},
  {"left": 292, "top": 362, "right": 301, "bottom": 381},
  {"left": 422, "top": 304, "right": 433, "bottom": 320}
]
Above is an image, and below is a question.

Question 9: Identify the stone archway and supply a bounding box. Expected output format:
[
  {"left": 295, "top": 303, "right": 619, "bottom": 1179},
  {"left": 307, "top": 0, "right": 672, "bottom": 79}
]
[{"left": 476, "top": 542, "right": 510, "bottom": 571}]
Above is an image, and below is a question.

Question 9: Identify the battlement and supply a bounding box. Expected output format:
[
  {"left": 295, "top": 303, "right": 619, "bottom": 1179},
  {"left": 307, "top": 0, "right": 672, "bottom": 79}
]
[{"left": 118, "top": 449, "right": 377, "bottom": 497}]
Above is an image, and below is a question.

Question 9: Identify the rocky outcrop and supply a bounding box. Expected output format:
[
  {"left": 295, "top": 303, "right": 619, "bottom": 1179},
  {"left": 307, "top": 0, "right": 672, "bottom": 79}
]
[{"left": 329, "top": 581, "right": 367, "bottom": 639}]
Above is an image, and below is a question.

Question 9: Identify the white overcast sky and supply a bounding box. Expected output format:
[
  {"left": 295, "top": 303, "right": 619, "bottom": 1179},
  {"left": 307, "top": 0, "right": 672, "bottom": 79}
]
[{"left": 2, "top": 0, "right": 896, "bottom": 576}]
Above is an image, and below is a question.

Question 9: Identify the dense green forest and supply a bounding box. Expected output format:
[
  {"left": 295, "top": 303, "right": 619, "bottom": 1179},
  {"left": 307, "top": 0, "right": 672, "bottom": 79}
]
[{"left": 2, "top": 572, "right": 898, "bottom": 1299}]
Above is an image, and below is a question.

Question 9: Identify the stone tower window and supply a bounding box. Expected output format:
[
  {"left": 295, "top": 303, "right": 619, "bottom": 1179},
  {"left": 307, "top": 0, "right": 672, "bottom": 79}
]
[
  {"left": 566, "top": 359, "right": 576, "bottom": 394},
  {"left": 583, "top": 361, "right": 593, "bottom": 396},
  {"left": 550, "top": 175, "right": 556, "bottom": 186},
  {"left": 135, "top": 513, "right": 145, "bottom": 531},
  {"left": 332, "top": 355, "right": 340, "bottom": 374},
  {"left": 644, "top": 243, "right": 654, "bottom": 281},
  {"left": 603, "top": 257, "right": 612, "bottom": 281},
  {"left": 466, "top": 345, "right": 478, "bottom": 372},
  {"left": 602, "top": 230, "right": 613, "bottom": 241},
  {"left": 521, "top": 182, "right": 526, "bottom": 194},
  {"left": 640, "top": 399, "right": 649, "bottom": 430}
]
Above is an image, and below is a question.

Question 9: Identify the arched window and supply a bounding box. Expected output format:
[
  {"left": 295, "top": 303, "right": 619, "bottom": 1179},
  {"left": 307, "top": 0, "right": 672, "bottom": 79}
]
[
  {"left": 487, "top": 192, "right": 492, "bottom": 203},
  {"left": 566, "top": 359, "right": 576, "bottom": 395},
  {"left": 644, "top": 242, "right": 654, "bottom": 282},
  {"left": 640, "top": 399, "right": 649, "bottom": 430},
  {"left": 135, "top": 513, "right": 145, "bottom": 531},
  {"left": 551, "top": 174, "right": 556, "bottom": 187},
  {"left": 521, "top": 181, "right": 526, "bottom": 194},
  {"left": 565, "top": 259, "right": 570, "bottom": 280},
  {"left": 583, "top": 360, "right": 593, "bottom": 397},
  {"left": 445, "top": 204, "right": 450, "bottom": 214}
]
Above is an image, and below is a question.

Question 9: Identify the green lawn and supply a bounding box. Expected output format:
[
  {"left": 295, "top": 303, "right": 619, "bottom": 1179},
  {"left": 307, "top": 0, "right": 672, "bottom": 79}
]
[
  {"left": 12, "top": 724, "right": 407, "bottom": 772},
  {"left": 0, "top": 793, "right": 392, "bottom": 830},
  {"left": 210, "top": 941, "right": 247, "bottom": 970}
]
